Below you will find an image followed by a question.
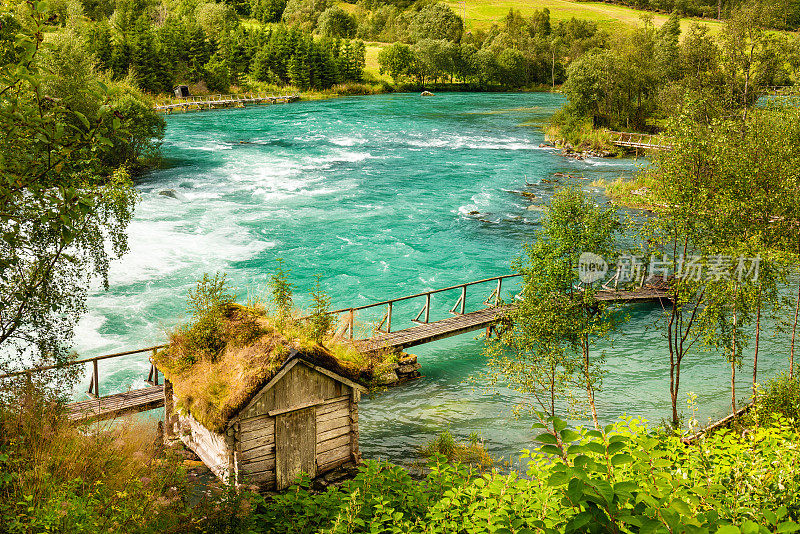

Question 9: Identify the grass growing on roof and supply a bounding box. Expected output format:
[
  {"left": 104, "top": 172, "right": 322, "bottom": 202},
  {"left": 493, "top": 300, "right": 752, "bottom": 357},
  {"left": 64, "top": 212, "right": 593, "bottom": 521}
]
[{"left": 154, "top": 272, "right": 392, "bottom": 433}]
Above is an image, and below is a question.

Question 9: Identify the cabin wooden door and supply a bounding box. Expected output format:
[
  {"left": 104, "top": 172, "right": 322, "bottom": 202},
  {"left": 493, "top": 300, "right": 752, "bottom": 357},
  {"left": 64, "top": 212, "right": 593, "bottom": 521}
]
[{"left": 275, "top": 407, "right": 316, "bottom": 490}]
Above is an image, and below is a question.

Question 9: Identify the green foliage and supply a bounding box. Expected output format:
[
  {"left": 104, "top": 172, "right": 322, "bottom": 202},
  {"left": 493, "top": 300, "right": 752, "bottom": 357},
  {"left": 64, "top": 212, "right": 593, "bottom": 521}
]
[
  {"left": 251, "top": 0, "right": 287, "bottom": 22},
  {"left": 752, "top": 368, "right": 800, "bottom": 425},
  {"left": 318, "top": 6, "right": 357, "bottom": 38},
  {"left": 0, "top": 383, "right": 259, "bottom": 533},
  {"left": 180, "top": 272, "right": 237, "bottom": 362},
  {"left": 419, "top": 430, "right": 494, "bottom": 468},
  {"left": 409, "top": 2, "right": 463, "bottom": 42},
  {"left": 270, "top": 258, "right": 294, "bottom": 321},
  {"left": 636, "top": 104, "right": 800, "bottom": 425},
  {"left": 308, "top": 274, "right": 334, "bottom": 343},
  {"left": 377, "top": 42, "right": 414, "bottom": 80},
  {"left": 281, "top": 0, "right": 332, "bottom": 32},
  {"left": 487, "top": 187, "right": 620, "bottom": 429},
  {"left": 0, "top": 5, "right": 163, "bottom": 377},
  {"left": 250, "top": 417, "right": 800, "bottom": 533}
]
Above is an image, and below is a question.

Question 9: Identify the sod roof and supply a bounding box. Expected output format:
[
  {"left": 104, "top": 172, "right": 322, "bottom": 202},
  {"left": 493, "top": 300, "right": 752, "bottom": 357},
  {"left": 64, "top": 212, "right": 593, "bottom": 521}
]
[{"left": 153, "top": 304, "right": 367, "bottom": 433}]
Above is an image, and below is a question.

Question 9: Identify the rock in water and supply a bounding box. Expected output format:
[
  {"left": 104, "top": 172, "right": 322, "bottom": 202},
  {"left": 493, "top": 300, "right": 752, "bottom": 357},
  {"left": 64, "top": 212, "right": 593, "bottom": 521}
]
[
  {"left": 421, "top": 91, "right": 434, "bottom": 97},
  {"left": 158, "top": 189, "right": 186, "bottom": 201}
]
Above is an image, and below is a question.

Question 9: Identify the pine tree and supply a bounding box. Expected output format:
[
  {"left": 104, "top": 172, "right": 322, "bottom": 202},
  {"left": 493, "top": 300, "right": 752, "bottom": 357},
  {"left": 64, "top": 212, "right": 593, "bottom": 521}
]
[
  {"left": 131, "top": 16, "right": 160, "bottom": 92},
  {"left": 86, "top": 22, "right": 113, "bottom": 71},
  {"left": 187, "top": 22, "right": 210, "bottom": 81}
]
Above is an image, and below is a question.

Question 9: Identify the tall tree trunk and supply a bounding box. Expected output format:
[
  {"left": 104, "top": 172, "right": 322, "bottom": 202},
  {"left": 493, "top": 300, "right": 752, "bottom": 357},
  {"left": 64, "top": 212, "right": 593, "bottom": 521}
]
[
  {"left": 731, "top": 285, "right": 738, "bottom": 416},
  {"left": 791, "top": 275, "right": 800, "bottom": 378},
  {"left": 753, "top": 290, "right": 761, "bottom": 398},
  {"left": 731, "top": 360, "right": 736, "bottom": 416},
  {"left": 583, "top": 337, "right": 599, "bottom": 430}
]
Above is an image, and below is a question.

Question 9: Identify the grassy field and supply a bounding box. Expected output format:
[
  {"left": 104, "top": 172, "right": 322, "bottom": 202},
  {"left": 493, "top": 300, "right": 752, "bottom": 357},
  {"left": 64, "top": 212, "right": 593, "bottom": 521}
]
[
  {"left": 364, "top": 42, "right": 392, "bottom": 80},
  {"left": 443, "top": 0, "right": 721, "bottom": 33}
]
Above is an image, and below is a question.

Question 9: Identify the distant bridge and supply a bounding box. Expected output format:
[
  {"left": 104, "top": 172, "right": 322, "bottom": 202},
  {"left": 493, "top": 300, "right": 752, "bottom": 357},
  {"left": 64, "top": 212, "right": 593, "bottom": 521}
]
[
  {"left": 154, "top": 93, "right": 300, "bottom": 113},
  {"left": 608, "top": 131, "right": 672, "bottom": 151},
  {"left": 0, "top": 274, "right": 670, "bottom": 422}
]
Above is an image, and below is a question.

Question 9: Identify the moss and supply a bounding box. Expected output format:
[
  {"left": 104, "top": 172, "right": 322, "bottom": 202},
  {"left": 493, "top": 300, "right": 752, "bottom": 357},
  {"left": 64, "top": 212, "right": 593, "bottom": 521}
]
[{"left": 155, "top": 302, "right": 391, "bottom": 433}]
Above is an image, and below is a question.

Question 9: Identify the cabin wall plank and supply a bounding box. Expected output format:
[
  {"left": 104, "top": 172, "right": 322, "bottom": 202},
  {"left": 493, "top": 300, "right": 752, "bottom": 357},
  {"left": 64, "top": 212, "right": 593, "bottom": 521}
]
[
  {"left": 241, "top": 363, "right": 345, "bottom": 419},
  {"left": 316, "top": 444, "right": 351, "bottom": 469}
]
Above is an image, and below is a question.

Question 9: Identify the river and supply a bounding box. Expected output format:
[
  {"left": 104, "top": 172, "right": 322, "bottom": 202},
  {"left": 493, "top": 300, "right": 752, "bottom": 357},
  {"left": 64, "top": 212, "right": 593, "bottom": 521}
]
[{"left": 74, "top": 92, "right": 793, "bottom": 466}]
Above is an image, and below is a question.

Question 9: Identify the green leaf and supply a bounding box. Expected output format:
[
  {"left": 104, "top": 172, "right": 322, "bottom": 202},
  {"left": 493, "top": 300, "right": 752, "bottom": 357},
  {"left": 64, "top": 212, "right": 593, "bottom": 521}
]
[
  {"left": 715, "top": 526, "right": 740, "bottom": 534},
  {"left": 611, "top": 453, "right": 635, "bottom": 466},
  {"left": 539, "top": 444, "right": 563, "bottom": 456},
  {"left": 546, "top": 471, "right": 570, "bottom": 487},
  {"left": 560, "top": 429, "right": 580, "bottom": 443},
  {"left": 552, "top": 418, "right": 567, "bottom": 433},
  {"left": 536, "top": 432, "right": 558, "bottom": 445},
  {"left": 669, "top": 498, "right": 692, "bottom": 516},
  {"left": 607, "top": 441, "right": 626, "bottom": 454},
  {"left": 74, "top": 111, "right": 90, "bottom": 129},
  {"left": 738, "top": 521, "right": 759, "bottom": 534},
  {"left": 777, "top": 523, "right": 800, "bottom": 533}
]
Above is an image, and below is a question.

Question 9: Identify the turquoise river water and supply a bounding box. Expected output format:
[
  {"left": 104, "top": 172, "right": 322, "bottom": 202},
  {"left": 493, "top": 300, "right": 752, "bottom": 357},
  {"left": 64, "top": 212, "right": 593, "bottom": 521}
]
[{"left": 74, "top": 92, "right": 794, "bottom": 466}]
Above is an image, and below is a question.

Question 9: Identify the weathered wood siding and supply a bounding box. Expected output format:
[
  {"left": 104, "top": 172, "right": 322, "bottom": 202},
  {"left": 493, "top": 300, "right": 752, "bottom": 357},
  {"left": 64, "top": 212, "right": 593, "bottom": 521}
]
[
  {"left": 238, "top": 414, "right": 276, "bottom": 488},
  {"left": 276, "top": 407, "right": 316, "bottom": 490},
  {"left": 168, "top": 361, "right": 363, "bottom": 490},
  {"left": 239, "top": 362, "right": 344, "bottom": 419},
  {"left": 315, "top": 394, "right": 353, "bottom": 472},
  {"left": 178, "top": 411, "right": 232, "bottom": 481}
]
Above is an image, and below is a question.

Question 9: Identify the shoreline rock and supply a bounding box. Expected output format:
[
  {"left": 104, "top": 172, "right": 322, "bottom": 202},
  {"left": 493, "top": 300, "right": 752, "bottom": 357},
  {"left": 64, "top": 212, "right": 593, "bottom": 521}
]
[{"left": 378, "top": 352, "right": 422, "bottom": 386}]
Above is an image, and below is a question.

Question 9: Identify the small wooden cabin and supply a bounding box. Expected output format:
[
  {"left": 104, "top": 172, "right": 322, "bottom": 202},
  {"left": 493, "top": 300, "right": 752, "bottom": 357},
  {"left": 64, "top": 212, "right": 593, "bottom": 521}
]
[
  {"left": 164, "top": 349, "right": 366, "bottom": 490},
  {"left": 173, "top": 85, "right": 190, "bottom": 98}
]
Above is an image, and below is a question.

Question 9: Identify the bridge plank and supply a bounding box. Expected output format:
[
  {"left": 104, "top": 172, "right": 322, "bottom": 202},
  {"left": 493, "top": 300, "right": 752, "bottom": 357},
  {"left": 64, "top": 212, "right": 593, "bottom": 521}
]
[
  {"left": 67, "top": 385, "right": 164, "bottom": 422},
  {"left": 352, "top": 288, "right": 669, "bottom": 354}
]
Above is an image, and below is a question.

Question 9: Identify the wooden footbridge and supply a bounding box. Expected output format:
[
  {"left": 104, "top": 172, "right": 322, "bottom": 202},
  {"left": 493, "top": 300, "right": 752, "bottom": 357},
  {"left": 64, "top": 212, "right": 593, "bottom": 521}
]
[
  {"left": 154, "top": 93, "right": 300, "bottom": 113},
  {"left": 608, "top": 131, "right": 672, "bottom": 151},
  {"left": 0, "top": 274, "right": 669, "bottom": 422}
]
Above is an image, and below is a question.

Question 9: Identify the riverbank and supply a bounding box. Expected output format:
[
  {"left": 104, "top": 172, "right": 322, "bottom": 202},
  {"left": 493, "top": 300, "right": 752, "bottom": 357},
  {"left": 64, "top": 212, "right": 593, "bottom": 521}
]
[{"left": 154, "top": 80, "right": 557, "bottom": 105}]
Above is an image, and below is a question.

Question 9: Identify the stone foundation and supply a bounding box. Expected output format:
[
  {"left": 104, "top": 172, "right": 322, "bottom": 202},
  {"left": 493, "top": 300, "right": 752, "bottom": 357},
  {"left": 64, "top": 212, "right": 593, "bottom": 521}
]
[{"left": 378, "top": 352, "right": 422, "bottom": 386}]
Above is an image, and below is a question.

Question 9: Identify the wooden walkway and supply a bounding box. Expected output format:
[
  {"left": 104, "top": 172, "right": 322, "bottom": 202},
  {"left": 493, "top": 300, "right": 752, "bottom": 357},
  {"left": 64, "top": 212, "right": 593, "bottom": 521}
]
[
  {"left": 67, "top": 385, "right": 164, "bottom": 422},
  {"left": 2, "top": 275, "right": 670, "bottom": 421},
  {"left": 353, "top": 305, "right": 512, "bottom": 353},
  {"left": 351, "top": 287, "right": 669, "bottom": 354},
  {"left": 154, "top": 93, "right": 300, "bottom": 113},
  {"left": 608, "top": 131, "right": 671, "bottom": 151}
]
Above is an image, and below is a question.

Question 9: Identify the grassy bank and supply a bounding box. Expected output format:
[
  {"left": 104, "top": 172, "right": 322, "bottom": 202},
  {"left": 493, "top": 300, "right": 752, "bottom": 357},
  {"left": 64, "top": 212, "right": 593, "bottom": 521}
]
[
  {"left": 444, "top": 0, "right": 722, "bottom": 33},
  {"left": 544, "top": 120, "right": 621, "bottom": 154}
]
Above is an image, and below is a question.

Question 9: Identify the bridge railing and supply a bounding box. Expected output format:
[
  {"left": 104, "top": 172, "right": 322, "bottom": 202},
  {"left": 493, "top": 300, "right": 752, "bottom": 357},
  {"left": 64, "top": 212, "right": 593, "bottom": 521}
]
[
  {"left": 1, "top": 275, "right": 523, "bottom": 391},
  {"left": 153, "top": 93, "right": 299, "bottom": 109},
  {"left": 0, "top": 345, "right": 167, "bottom": 399},
  {"left": 607, "top": 131, "right": 672, "bottom": 150},
  {"left": 317, "top": 274, "right": 522, "bottom": 341}
]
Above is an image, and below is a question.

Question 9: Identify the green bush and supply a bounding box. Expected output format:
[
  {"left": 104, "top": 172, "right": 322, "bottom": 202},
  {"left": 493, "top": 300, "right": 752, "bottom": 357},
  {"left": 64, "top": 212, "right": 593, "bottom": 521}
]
[
  {"left": 251, "top": 417, "right": 800, "bottom": 533},
  {"left": 0, "top": 384, "right": 258, "bottom": 533},
  {"left": 753, "top": 368, "right": 800, "bottom": 425}
]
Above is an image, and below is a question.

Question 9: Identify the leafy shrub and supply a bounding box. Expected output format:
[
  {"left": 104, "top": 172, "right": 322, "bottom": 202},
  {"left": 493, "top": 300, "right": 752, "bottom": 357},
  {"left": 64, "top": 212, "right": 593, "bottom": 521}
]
[
  {"left": 251, "top": 417, "right": 800, "bottom": 533},
  {"left": 269, "top": 258, "right": 294, "bottom": 322},
  {"left": 419, "top": 430, "right": 493, "bottom": 469},
  {"left": 0, "top": 384, "right": 258, "bottom": 533},
  {"left": 752, "top": 368, "right": 800, "bottom": 425},
  {"left": 177, "top": 272, "right": 238, "bottom": 362},
  {"left": 308, "top": 274, "right": 334, "bottom": 342}
]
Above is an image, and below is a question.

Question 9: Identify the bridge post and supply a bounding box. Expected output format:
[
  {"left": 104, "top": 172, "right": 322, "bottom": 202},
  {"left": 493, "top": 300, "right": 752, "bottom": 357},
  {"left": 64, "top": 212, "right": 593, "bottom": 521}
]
[
  {"left": 460, "top": 286, "right": 466, "bottom": 314},
  {"left": 348, "top": 309, "right": 354, "bottom": 340},
  {"left": 87, "top": 359, "right": 99, "bottom": 398},
  {"left": 387, "top": 302, "right": 392, "bottom": 333},
  {"left": 424, "top": 294, "right": 431, "bottom": 323}
]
